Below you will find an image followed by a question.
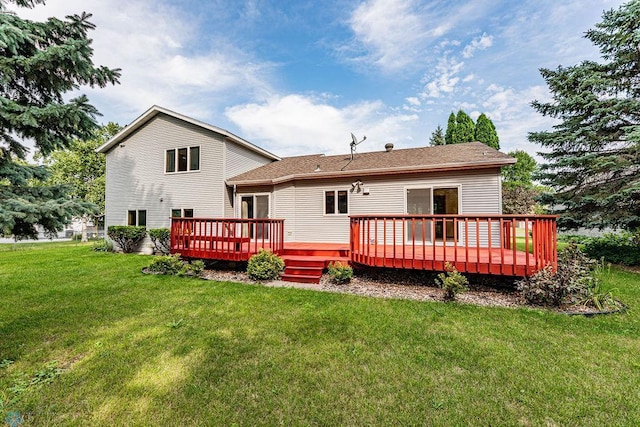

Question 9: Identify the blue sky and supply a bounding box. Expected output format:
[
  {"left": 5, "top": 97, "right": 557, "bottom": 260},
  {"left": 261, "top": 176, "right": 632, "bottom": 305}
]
[{"left": 18, "top": 0, "right": 625, "bottom": 158}]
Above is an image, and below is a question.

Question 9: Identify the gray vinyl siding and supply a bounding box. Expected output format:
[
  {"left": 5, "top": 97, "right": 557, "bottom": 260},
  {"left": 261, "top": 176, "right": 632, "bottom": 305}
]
[
  {"left": 269, "top": 168, "right": 503, "bottom": 244},
  {"left": 273, "top": 183, "right": 296, "bottom": 241},
  {"left": 223, "top": 143, "right": 274, "bottom": 217},
  {"left": 225, "top": 142, "right": 273, "bottom": 179},
  {"left": 104, "top": 114, "right": 273, "bottom": 235}
]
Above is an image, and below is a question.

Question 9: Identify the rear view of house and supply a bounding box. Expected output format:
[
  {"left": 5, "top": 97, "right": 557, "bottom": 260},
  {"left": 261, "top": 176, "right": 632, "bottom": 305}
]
[{"left": 100, "top": 106, "right": 557, "bottom": 282}]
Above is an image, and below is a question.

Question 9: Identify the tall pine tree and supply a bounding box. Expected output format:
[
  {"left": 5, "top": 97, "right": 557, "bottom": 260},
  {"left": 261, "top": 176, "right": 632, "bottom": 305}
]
[
  {"left": 0, "top": 1, "right": 120, "bottom": 239},
  {"left": 474, "top": 113, "right": 500, "bottom": 150},
  {"left": 429, "top": 125, "right": 445, "bottom": 146},
  {"left": 444, "top": 112, "right": 456, "bottom": 144},
  {"left": 455, "top": 110, "right": 475, "bottom": 143},
  {"left": 529, "top": 0, "right": 640, "bottom": 231}
]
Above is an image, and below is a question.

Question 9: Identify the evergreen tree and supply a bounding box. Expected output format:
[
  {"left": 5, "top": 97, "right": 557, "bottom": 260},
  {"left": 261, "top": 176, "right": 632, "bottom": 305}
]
[
  {"left": 529, "top": 1, "right": 640, "bottom": 231},
  {"left": 474, "top": 113, "right": 500, "bottom": 150},
  {"left": 0, "top": 1, "right": 120, "bottom": 239},
  {"left": 429, "top": 125, "right": 445, "bottom": 146},
  {"left": 454, "top": 110, "right": 475, "bottom": 143},
  {"left": 444, "top": 112, "right": 456, "bottom": 144}
]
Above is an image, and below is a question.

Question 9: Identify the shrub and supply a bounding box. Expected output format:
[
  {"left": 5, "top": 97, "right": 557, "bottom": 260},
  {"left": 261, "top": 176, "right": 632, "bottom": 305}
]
[
  {"left": 517, "top": 244, "right": 597, "bottom": 306},
  {"left": 247, "top": 249, "right": 285, "bottom": 281},
  {"left": 147, "top": 254, "right": 184, "bottom": 275},
  {"left": 583, "top": 230, "right": 640, "bottom": 266},
  {"left": 436, "top": 262, "right": 469, "bottom": 301},
  {"left": 92, "top": 238, "right": 114, "bottom": 252},
  {"left": 328, "top": 261, "right": 353, "bottom": 284},
  {"left": 106, "top": 226, "right": 146, "bottom": 253},
  {"left": 148, "top": 228, "right": 171, "bottom": 255},
  {"left": 147, "top": 254, "right": 204, "bottom": 277},
  {"left": 557, "top": 234, "right": 591, "bottom": 245}
]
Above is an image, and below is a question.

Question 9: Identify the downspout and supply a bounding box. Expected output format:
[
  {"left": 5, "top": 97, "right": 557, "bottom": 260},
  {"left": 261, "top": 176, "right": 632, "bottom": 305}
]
[{"left": 233, "top": 184, "right": 237, "bottom": 218}]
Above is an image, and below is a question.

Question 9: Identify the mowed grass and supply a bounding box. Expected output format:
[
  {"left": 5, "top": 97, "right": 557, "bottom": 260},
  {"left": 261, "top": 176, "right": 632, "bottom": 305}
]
[{"left": 1, "top": 242, "right": 639, "bottom": 425}]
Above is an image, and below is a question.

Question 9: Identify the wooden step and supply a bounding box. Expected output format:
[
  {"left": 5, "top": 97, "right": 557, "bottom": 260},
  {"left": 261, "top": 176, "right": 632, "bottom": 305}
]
[
  {"left": 284, "top": 265, "right": 323, "bottom": 276},
  {"left": 282, "top": 256, "right": 326, "bottom": 268},
  {"left": 282, "top": 247, "right": 350, "bottom": 258},
  {"left": 282, "top": 255, "right": 350, "bottom": 268},
  {"left": 281, "top": 273, "right": 322, "bottom": 284}
]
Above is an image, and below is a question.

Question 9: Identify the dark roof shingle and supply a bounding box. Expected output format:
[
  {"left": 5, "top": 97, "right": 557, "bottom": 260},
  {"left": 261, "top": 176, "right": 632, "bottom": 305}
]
[{"left": 228, "top": 141, "right": 515, "bottom": 185}]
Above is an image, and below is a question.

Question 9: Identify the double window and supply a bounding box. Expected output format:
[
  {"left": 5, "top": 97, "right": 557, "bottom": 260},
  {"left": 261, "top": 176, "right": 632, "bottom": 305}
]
[
  {"left": 171, "top": 209, "right": 194, "bottom": 218},
  {"left": 128, "top": 210, "right": 147, "bottom": 226},
  {"left": 325, "top": 190, "right": 348, "bottom": 215},
  {"left": 166, "top": 146, "right": 200, "bottom": 173}
]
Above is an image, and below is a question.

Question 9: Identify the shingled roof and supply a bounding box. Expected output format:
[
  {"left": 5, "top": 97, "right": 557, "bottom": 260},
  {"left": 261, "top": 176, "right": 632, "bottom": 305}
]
[{"left": 227, "top": 141, "right": 515, "bottom": 186}]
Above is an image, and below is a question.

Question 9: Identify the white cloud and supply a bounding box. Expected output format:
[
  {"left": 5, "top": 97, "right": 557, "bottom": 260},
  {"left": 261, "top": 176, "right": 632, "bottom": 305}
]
[
  {"left": 15, "top": 0, "right": 274, "bottom": 123},
  {"left": 346, "top": 0, "right": 445, "bottom": 72},
  {"left": 462, "top": 32, "right": 494, "bottom": 58},
  {"left": 479, "top": 84, "right": 557, "bottom": 155},
  {"left": 225, "top": 94, "right": 418, "bottom": 156},
  {"left": 420, "top": 56, "right": 465, "bottom": 98}
]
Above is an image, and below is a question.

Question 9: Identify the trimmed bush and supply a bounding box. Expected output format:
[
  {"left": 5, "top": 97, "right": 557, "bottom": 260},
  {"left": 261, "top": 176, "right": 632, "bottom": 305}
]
[
  {"left": 436, "top": 262, "right": 469, "bottom": 301},
  {"left": 148, "top": 228, "right": 171, "bottom": 255},
  {"left": 583, "top": 231, "right": 640, "bottom": 266},
  {"left": 146, "top": 254, "right": 204, "bottom": 277},
  {"left": 328, "top": 261, "right": 353, "bottom": 284},
  {"left": 247, "top": 249, "right": 285, "bottom": 281},
  {"left": 107, "top": 226, "right": 146, "bottom": 253}
]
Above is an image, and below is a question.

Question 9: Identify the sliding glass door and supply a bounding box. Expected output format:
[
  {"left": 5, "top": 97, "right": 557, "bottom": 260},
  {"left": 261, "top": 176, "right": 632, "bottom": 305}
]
[
  {"left": 240, "top": 194, "right": 270, "bottom": 239},
  {"left": 406, "top": 187, "right": 459, "bottom": 242}
]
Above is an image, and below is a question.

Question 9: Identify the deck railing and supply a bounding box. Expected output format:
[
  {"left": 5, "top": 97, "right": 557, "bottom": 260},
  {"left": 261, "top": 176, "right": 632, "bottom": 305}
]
[
  {"left": 170, "top": 217, "right": 285, "bottom": 261},
  {"left": 350, "top": 215, "right": 557, "bottom": 276}
]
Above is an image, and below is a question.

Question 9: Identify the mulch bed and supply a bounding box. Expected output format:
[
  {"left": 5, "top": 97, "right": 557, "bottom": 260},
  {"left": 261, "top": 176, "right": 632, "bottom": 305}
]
[{"left": 202, "top": 266, "right": 623, "bottom": 314}]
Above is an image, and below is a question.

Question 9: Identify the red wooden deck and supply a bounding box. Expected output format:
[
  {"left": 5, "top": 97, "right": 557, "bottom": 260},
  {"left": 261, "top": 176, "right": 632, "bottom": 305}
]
[
  {"left": 350, "top": 215, "right": 557, "bottom": 277},
  {"left": 171, "top": 215, "right": 558, "bottom": 277}
]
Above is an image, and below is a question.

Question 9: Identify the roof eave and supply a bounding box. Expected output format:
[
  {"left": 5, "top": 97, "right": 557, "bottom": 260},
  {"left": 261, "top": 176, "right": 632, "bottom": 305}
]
[
  {"left": 95, "top": 105, "right": 281, "bottom": 161},
  {"left": 227, "top": 159, "right": 515, "bottom": 187}
]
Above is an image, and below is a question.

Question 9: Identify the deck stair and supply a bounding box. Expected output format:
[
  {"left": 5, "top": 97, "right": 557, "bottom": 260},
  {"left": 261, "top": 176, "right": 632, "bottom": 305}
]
[{"left": 280, "top": 244, "right": 350, "bottom": 284}]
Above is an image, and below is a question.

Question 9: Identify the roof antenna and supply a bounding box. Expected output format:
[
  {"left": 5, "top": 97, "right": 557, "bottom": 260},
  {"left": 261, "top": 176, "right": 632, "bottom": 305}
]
[{"left": 350, "top": 132, "right": 366, "bottom": 160}]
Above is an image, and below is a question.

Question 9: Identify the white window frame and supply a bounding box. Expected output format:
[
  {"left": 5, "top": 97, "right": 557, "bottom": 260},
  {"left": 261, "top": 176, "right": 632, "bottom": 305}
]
[
  {"left": 323, "top": 189, "right": 349, "bottom": 216},
  {"left": 171, "top": 208, "right": 194, "bottom": 218},
  {"left": 127, "top": 209, "right": 147, "bottom": 226},
  {"left": 164, "top": 145, "right": 201, "bottom": 174}
]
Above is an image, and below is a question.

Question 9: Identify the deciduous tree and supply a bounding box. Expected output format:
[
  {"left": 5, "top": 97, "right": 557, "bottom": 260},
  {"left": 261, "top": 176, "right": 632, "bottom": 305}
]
[
  {"left": 529, "top": 1, "right": 640, "bottom": 230},
  {"left": 43, "top": 123, "right": 121, "bottom": 241},
  {"left": 502, "top": 150, "right": 537, "bottom": 188}
]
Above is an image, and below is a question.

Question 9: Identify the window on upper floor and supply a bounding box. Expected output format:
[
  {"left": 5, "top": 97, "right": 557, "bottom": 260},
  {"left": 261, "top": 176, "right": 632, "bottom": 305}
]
[
  {"left": 128, "top": 209, "right": 147, "bottom": 226},
  {"left": 325, "top": 190, "right": 348, "bottom": 215},
  {"left": 166, "top": 146, "right": 200, "bottom": 173}
]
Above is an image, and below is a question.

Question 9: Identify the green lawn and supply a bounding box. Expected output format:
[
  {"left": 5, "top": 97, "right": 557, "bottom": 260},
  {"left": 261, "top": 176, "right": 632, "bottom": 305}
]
[{"left": 1, "top": 242, "right": 639, "bottom": 425}]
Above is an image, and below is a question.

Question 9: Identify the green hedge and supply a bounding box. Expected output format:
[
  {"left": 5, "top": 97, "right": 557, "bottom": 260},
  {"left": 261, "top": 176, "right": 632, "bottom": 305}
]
[{"left": 583, "top": 231, "right": 640, "bottom": 266}]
